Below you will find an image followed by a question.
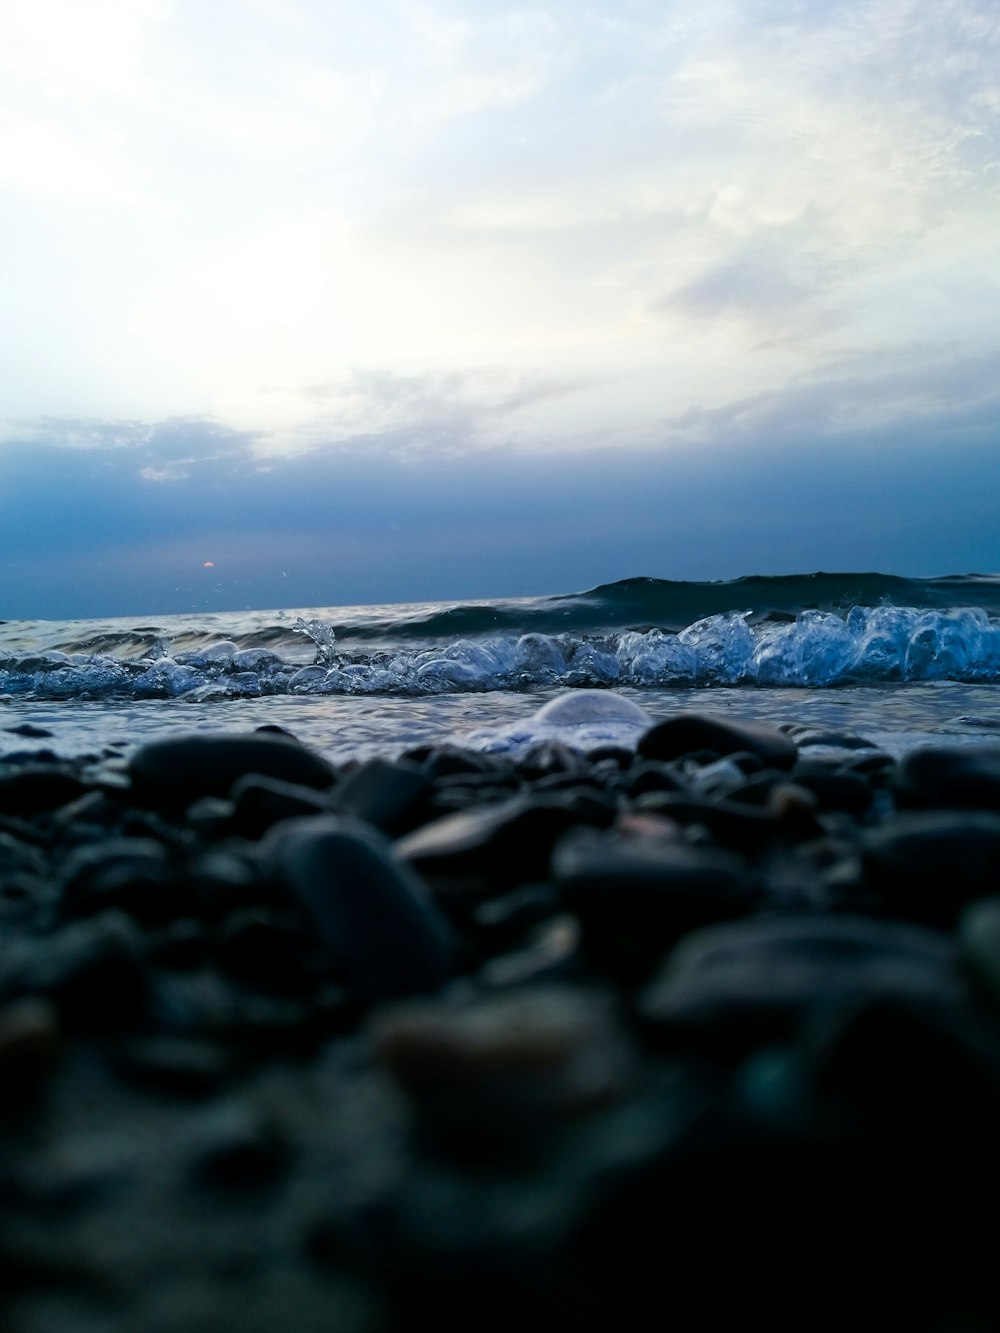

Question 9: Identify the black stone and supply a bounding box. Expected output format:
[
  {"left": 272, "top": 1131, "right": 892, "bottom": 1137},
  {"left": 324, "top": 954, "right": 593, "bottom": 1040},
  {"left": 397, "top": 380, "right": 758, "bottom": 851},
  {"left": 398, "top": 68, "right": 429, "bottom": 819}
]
[
  {"left": 128, "top": 732, "right": 336, "bottom": 804},
  {"left": 640, "top": 914, "right": 958, "bottom": 1053},
  {"left": 332, "top": 757, "right": 435, "bottom": 836},
  {"left": 396, "top": 794, "right": 615, "bottom": 900},
  {"left": 863, "top": 810, "right": 1000, "bottom": 926},
  {"left": 230, "top": 773, "right": 332, "bottom": 836},
  {"left": 637, "top": 713, "right": 798, "bottom": 769},
  {"left": 264, "top": 816, "right": 455, "bottom": 1002},
  {"left": 554, "top": 828, "right": 752, "bottom": 976},
  {"left": 894, "top": 745, "right": 1000, "bottom": 811},
  {"left": 0, "top": 765, "right": 88, "bottom": 816}
]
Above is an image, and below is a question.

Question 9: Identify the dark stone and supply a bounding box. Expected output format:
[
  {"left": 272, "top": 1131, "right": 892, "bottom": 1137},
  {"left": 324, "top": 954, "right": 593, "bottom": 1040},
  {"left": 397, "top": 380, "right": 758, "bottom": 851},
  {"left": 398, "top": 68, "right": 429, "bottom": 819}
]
[
  {"left": 128, "top": 732, "right": 336, "bottom": 804},
  {"left": 630, "top": 792, "right": 780, "bottom": 850},
  {"left": 421, "top": 746, "right": 507, "bottom": 780},
  {"left": 863, "top": 810, "right": 1000, "bottom": 926},
  {"left": 516, "top": 741, "right": 584, "bottom": 779},
  {"left": 264, "top": 816, "right": 455, "bottom": 1002},
  {"left": 3, "top": 723, "right": 54, "bottom": 739},
  {"left": 640, "top": 914, "right": 958, "bottom": 1053},
  {"left": 188, "top": 1100, "right": 289, "bottom": 1189},
  {"left": 184, "top": 849, "right": 265, "bottom": 920},
  {"left": 554, "top": 827, "right": 752, "bottom": 976},
  {"left": 112, "top": 1036, "right": 235, "bottom": 1098},
  {"left": 332, "top": 758, "right": 435, "bottom": 836},
  {"left": 802, "top": 991, "right": 1000, "bottom": 1131},
  {"left": 894, "top": 745, "right": 1000, "bottom": 811},
  {"left": 0, "top": 911, "right": 148, "bottom": 1027},
  {"left": 788, "top": 761, "right": 873, "bottom": 816},
  {"left": 0, "top": 765, "right": 88, "bottom": 816},
  {"left": 637, "top": 713, "right": 798, "bottom": 769},
  {"left": 58, "top": 837, "right": 176, "bottom": 923},
  {"left": 623, "top": 761, "right": 689, "bottom": 799},
  {"left": 396, "top": 794, "right": 615, "bottom": 900},
  {"left": 146, "top": 918, "right": 210, "bottom": 970},
  {"left": 372, "top": 986, "right": 635, "bottom": 1155},
  {"left": 230, "top": 773, "right": 331, "bottom": 836},
  {"left": 216, "top": 908, "right": 306, "bottom": 992}
]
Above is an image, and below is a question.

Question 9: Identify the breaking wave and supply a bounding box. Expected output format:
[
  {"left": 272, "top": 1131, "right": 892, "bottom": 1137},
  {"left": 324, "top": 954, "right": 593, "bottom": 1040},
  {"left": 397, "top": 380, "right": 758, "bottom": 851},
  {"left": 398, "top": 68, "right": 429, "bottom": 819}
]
[{"left": 3, "top": 602, "right": 1000, "bottom": 701}]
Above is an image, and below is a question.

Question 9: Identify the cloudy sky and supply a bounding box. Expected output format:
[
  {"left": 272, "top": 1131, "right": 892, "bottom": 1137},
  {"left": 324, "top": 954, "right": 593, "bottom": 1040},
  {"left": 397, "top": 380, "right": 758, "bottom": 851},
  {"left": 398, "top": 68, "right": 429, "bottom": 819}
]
[{"left": 2, "top": 0, "right": 998, "bottom": 618}]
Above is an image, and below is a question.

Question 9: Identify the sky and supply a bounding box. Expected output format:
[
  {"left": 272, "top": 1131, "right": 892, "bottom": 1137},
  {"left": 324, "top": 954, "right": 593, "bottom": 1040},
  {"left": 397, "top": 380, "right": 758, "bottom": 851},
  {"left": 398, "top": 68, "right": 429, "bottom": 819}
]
[{"left": 1, "top": 0, "right": 998, "bottom": 619}]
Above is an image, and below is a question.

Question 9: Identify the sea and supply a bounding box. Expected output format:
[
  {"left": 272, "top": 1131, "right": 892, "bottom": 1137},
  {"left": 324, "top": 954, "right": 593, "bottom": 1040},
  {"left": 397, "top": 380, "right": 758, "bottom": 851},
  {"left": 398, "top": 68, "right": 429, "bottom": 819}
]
[{"left": 2, "top": 572, "right": 1000, "bottom": 767}]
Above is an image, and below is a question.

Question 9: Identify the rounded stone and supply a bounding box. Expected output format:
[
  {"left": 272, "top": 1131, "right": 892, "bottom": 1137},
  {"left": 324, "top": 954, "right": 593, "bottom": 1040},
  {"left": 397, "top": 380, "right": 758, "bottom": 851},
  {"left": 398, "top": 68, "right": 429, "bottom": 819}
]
[{"left": 128, "top": 732, "right": 336, "bottom": 804}]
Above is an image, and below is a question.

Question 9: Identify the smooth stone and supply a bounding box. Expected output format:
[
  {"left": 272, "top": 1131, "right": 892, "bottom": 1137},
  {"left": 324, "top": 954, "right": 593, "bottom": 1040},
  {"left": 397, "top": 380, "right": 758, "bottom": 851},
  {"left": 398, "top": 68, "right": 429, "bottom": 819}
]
[
  {"left": 958, "top": 898, "right": 1000, "bottom": 1008},
  {"left": 788, "top": 761, "right": 873, "bottom": 816},
  {"left": 128, "top": 732, "right": 336, "bottom": 804},
  {"left": 216, "top": 907, "right": 306, "bottom": 993},
  {"left": 637, "top": 713, "right": 798, "bottom": 769},
  {"left": 802, "top": 991, "right": 1000, "bottom": 1130},
  {"left": 0, "top": 997, "right": 61, "bottom": 1081},
  {"left": 58, "top": 837, "right": 175, "bottom": 922},
  {"left": 863, "top": 811, "right": 1000, "bottom": 926},
  {"left": 624, "top": 761, "right": 689, "bottom": 799},
  {"left": 332, "top": 758, "right": 435, "bottom": 836},
  {"left": 894, "top": 745, "right": 1000, "bottom": 811},
  {"left": 188, "top": 1099, "right": 289, "bottom": 1189},
  {"left": 230, "top": 773, "right": 332, "bottom": 836},
  {"left": 264, "top": 816, "right": 455, "bottom": 1002},
  {"left": 0, "top": 911, "right": 148, "bottom": 1026},
  {"left": 554, "top": 827, "right": 752, "bottom": 975},
  {"left": 421, "top": 745, "right": 508, "bottom": 779},
  {"left": 629, "top": 792, "right": 782, "bottom": 849},
  {"left": 0, "top": 765, "right": 89, "bottom": 816},
  {"left": 396, "top": 794, "right": 615, "bottom": 899},
  {"left": 640, "top": 914, "right": 958, "bottom": 1052},
  {"left": 112, "top": 1036, "right": 235, "bottom": 1098},
  {"left": 371, "top": 985, "right": 634, "bottom": 1149}
]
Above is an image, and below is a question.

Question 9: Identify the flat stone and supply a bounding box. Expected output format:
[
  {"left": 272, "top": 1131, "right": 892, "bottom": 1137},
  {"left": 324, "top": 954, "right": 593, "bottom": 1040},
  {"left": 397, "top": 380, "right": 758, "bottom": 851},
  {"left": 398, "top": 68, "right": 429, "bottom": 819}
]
[
  {"left": 264, "top": 816, "right": 455, "bottom": 1002},
  {"left": 637, "top": 712, "right": 798, "bottom": 769},
  {"left": 128, "top": 732, "right": 336, "bottom": 804}
]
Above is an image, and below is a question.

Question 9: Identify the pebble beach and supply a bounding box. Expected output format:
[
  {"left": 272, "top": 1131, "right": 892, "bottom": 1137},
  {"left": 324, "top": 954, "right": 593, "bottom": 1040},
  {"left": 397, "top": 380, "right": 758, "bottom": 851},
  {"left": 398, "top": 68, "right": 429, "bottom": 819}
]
[{"left": 4, "top": 692, "right": 1000, "bottom": 1331}]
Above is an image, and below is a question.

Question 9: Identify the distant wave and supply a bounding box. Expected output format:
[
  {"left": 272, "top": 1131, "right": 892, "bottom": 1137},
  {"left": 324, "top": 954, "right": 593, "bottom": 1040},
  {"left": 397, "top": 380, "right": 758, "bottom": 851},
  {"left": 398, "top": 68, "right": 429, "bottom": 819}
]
[{"left": 2, "top": 579, "right": 1000, "bottom": 701}]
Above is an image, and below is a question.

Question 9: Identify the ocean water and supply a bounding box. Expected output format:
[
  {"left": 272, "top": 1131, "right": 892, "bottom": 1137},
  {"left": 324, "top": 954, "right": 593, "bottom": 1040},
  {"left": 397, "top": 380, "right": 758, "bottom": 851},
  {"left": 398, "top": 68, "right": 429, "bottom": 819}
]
[{"left": 2, "top": 572, "right": 999, "bottom": 764}]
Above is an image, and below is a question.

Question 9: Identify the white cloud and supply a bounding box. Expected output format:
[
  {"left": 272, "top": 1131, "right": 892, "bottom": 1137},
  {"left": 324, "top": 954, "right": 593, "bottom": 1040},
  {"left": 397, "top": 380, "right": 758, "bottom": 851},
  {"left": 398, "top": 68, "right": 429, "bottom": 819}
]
[{"left": 0, "top": 0, "right": 998, "bottom": 454}]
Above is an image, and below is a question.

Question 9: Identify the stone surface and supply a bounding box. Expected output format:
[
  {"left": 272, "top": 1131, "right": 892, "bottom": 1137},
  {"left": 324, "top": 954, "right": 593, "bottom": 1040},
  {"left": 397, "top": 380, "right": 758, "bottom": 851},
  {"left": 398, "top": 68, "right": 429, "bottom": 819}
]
[
  {"left": 128, "top": 733, "right": 336, "bottom": 804},
  {"left": 264, "top": 816, "right": 455, "bottom": 1002},
  {"left": 637, "top": 712, "right": 798, "bottom": 769}
]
